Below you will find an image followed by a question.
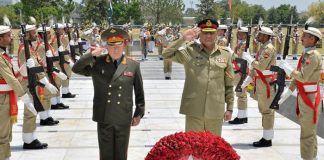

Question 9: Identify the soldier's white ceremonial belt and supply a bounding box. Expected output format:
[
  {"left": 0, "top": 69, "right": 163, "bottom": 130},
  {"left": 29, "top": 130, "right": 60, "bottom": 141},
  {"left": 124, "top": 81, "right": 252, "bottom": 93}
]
[
  {"left": 0, "top": 84, "right": 13, "bottom": 92},
  {"left": 261, "top": 70, "right": 273, "bottom": 75},
  {"left": 303, "top": 84, "right": 318, "bottom": 92}
]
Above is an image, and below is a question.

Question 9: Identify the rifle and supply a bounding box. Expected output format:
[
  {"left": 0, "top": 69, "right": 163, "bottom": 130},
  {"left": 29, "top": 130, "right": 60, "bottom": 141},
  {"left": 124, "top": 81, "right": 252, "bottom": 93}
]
[
  {"left": 75, "top": 24, "right": 85, "bottom": 56},
  {"left": 269, "top": 65, "right": 286, "bottom": 109},
  {"left": 20, "top": 24, "right": 45, "bottom": 112},
  {"left": 234, "top": 24, "right": 251, "bottom": 92},
  {"left": 226, "top": 25, "right": 232, "bottom": 47},
  {"left": 42, "top": 23, "right": 60, "bottom": 89},
  {"left": 66, "top": 23, "right": 77, "bottom": 62},
  {"left": 54, "top": 24, "right": 69, "bottom": 75},
  {"left": 282, "top": 25, "right": 292, "bottom": 60}
]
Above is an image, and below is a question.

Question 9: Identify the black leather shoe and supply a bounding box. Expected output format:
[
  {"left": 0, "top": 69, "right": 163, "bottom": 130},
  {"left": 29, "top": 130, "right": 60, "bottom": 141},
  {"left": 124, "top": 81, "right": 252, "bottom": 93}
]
[
  {"left": 159, "top": 57, "right": 163, "bottom": 60},
  {"left": 57, "top": 103, "right": 69, "bottom": 109},
  {"left": 51, "top": 104, "right": 69, "bottom": 110},
  {"left": 292, "top": 57, "right": 298, "bottom": 60},
  {"left": 276, "top": 57, "right": 281, "bottom": 60},
  {"left": 23, "top": 139, "right": 48, "bottom": 149},
  {"left": 62, "top": 92, "right": 76, "bottom": 98},
  {"left": 252, "top": 138, "right": 272, "bottom": 147},
  {"left": 40, "top": 117, "right": 59, "bottom": 126},
  {"left": 165, "top": 77, "right": 171, "bottom": 80},
  {"left": 229, "top": 117, "right": 248, "bottom": 124}
]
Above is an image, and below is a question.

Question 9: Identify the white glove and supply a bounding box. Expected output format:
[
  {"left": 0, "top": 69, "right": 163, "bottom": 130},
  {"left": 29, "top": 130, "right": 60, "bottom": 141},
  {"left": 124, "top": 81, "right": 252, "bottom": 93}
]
[
  {"left": 241, "top": 76, "right": 253, "bottom": 89},
  {"left": 20, "top": 93, "right": 37, "bottom": 115},
  {"left": 19, "top": 63, "right": 27, "bottom": 77},
  {"left": 53, "top": 71, "right": 67, "bottom": 80},
  {"left": 75, "top": 55, "right": 80, "bottom": 61},
  {"left": 69, "top": 40, "right": 75, "bottom": 46},
  {"left": 226, "top": 44, "right": 234, "bottom": 56},
  {"left": 58, "top": 45, "right": 64, "bottom": 52},
  {"left": 26, "top": 58, "right": 35, "bottom": 68},
  {"left": 278, "top": 88, "right": 293, "bottom": 104},
  {"left": 279, "top": 60, "right": 294, "bottom": 76},
  {"left": 78, "top": 38, "right": 82, "bottom": 43},
  {"left": 46, "top": 50, "right": 53, "bottom": 58},
  {"left": 242, "top": 51, "right": 254, "bottom": 64},
  {"left": 39, "top": 77, "right": 58, "bottom": 94},
  {"left": 68, "top": 59, "right": 74, "bottom": 68}
]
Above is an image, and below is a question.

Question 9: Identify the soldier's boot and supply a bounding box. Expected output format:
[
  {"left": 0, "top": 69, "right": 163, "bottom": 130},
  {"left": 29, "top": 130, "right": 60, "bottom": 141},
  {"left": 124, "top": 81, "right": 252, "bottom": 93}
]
[
  {"left": 40, "top": 117, "right": 59, "bottom": 126},
  {"left": 229, "top": 117, "right": 248, "bottom": 124},
  {"left": 252, "top": 138, "right": 272, "bottom": 147},
  {"left": 293, "top": 54, "right": 298, "bottom": 60},
  {"left": 276, "top": 55, "right": 281, "bottom": 60},
  {"left": 51, "top": 104, "right": 69, "bottom": 110},
  {"left": 62, "top": 92, "right": 76, "bottom": 98},
  {"left": 23, "top": 139, "right": 48, "bottom": 149}
]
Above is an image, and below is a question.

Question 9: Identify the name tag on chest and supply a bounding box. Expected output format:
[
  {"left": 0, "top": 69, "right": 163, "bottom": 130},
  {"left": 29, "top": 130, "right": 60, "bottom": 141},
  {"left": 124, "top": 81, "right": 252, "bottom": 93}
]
[{"left": 123, "top": 71, "right": 134, "bottom": 77}]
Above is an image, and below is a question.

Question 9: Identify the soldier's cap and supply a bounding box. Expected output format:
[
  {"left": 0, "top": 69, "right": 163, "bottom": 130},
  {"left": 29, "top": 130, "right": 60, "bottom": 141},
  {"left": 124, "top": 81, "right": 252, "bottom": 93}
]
[
  {"left": 258, "top": 27, "right": 274, "bottom": 36},
  {"left": 52, "top": 23, "right": 65, "bottom": 29},
  {"left": 218, "top": 25, "right": 227, "bottom": 30},
  {"left": 65, "top": 23, "right": 73, "bottom": 28},
  {"left": 198, "top": 19, "right": 218, "bottom": 32},
  {"left": 238, "top": 26, "right": 248, "bottom": 33},
  {"left": 303, "top": 27, "right": 322, "bottom": 40},
  {"left": 101, "top": 27, "right": 129, "bottom": 45},
  {"left": 26, "top": 25, "right": 36, "bottom": 32},
  {"left": 37, "top": 26, "right": 51, "bottom": 32},
  {"left": 0, "top": 25, "right": 10, "bottom": 34}
]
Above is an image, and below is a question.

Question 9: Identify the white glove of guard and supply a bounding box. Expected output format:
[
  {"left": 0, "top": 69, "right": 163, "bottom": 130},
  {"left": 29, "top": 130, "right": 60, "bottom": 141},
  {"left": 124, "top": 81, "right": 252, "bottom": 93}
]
[
  {"left": 69, "top": 40, "right": 75, "bottom": 46},
  {"left": 278, "top": 88, "right": 293, "bottom": 104},
  {"left": 242, "top": 51, "right": 255, "bottom": 64},
  {"left": 241, "top": 76, "right": 253, "bottom": 89},
  {"left": 279, "top": 60, "right": 294, "bottom": 76},
  {"left": 20, "top": 93, "right": 37, "bottom": 115},
  {"left": 26, "top": 58, "right": 35, "bottom": 68},
  {"left": 68, "top": 59, "right": 74, "bottom": 68},
  {"left": 226, "top": 44, "right": 234, "bottom": 56},
  {"left": 58, "top": 45, "right": 64, "bottom": 52},
  {"left": 75, "top": 55, "right": 81, "bottom": 61},
  {"left": 53, "top": 71, "right": 67, "bottom": 80},
  {"left": 19, "top": 63, "right": 27, "bottom": 77},
  {"left": 39, "top": 77, "right": 58, "bottom": 94},
  {"left": 46, "top": 50, "right": 53, "bottom": 58}
]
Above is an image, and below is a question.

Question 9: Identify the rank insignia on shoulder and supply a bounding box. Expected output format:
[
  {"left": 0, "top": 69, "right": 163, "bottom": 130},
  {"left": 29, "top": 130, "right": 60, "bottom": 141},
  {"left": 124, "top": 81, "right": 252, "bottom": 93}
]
[{"left": 123, "top": 71, "right": 134, "bottom": 77}]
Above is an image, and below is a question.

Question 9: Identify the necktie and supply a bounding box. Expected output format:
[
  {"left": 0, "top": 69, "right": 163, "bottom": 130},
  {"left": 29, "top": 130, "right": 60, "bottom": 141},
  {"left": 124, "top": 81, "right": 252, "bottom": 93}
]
[{"left": 114, "top": 60, "right": 118, "bottom": 69}]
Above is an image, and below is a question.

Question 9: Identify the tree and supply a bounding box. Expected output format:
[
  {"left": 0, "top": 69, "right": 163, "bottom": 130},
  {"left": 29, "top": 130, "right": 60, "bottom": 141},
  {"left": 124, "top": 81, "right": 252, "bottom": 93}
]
[
  {"left": 184, "top": 8, "right": 198, "bottom": 17},
  {"left": 140, "top": 0, "right": 184, "bottom": 24},
  {"left": 307, "top": 1, "right": 324, "bottom": 24},
  {"left": 196, "top": 0, "right": 217, "bottom": 21},
  {"left": 267, "top": 4, "right": 298, "bottom": 24}
]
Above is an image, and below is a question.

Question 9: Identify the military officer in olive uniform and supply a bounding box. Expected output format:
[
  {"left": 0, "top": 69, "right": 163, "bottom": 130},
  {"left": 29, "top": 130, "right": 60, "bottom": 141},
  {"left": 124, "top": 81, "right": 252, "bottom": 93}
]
[
  {"left": 229, "top": 26, "right": 249, "bottom": 124},
  {"left": 242, "top": 27, "right": 276, "bottom": 147},
  {"left": 163, "top": 19, "right": 234, "bottom": 136},
  {"left": 72, "top": 27, "right": 145, "bottom": 160},
  {"left": 216, "top": 25, "right": 228, "bottom": 47},
  {"left": 278, "top": 26, "right": 322, "bottom": 160}
]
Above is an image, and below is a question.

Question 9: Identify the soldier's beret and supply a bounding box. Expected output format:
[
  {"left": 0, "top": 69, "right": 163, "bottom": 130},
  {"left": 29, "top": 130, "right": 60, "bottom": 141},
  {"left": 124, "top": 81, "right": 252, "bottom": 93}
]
[
  {"left": 0, "top": 25, "right": 10, "bottom": 34},
  {"left": 198, "top": 19, "right": 218, "bottom": 32},
  {"left": 238, "top": 26, "right": 248, "bottom": 33},
  {"left": 218, "top": 25, "right": 227, "bottom": 30},
  {"left": 258, "top": 27, "right": 274, "bottom": 36},
  {"left": 26, "top": 25, "right": 36, "bottom": 32},
  {"left": 304, "top": 27, "right": 322, "bottom": 40},
  {"left": 101, "top": 27, "right": 129, "bottom": 44}
]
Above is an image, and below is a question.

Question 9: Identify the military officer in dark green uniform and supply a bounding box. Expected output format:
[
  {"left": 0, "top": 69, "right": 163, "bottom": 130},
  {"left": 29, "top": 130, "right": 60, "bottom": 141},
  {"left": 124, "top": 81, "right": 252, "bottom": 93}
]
[{"left": 72, "top": 27, "right": 145, "bottom": 160}]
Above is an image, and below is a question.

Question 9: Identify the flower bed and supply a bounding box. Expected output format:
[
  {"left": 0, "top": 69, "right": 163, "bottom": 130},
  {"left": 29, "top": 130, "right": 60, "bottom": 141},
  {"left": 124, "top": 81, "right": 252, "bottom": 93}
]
[{"left": 145, "top": 131, "right": 240, "bottom": 160}]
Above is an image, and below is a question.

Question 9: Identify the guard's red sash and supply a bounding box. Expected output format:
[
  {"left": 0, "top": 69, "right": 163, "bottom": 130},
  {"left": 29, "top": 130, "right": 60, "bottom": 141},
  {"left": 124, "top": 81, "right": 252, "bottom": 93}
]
[{"left": 296, "top": 81, "right": 321, "bottom": 124}]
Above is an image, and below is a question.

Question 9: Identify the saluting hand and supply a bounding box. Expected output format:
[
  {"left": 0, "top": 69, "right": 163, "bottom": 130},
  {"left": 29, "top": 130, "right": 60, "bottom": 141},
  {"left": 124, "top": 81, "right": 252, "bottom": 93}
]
[
  {"left": 224, "top": 111, "right": 232, "bottom": 121},
  {"left": 131, "top": 116, "right": 141, "bottom": 126},
  {"left": 182, "top": 27, "right": 200, "bottom": 41},
  {"left": 90, "top": 47, "right": 105, "bottom": 57}
]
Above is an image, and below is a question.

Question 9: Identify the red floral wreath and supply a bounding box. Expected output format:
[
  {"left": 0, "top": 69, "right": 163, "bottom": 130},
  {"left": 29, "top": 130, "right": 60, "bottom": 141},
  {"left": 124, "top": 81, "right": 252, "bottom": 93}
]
[{"left": 145, "top": 131, "right": 240, "bottom": 160}]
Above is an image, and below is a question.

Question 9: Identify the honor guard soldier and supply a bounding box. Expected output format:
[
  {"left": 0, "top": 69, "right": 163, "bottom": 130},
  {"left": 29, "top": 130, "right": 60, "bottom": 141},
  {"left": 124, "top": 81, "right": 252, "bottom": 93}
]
[
  {"left": 276, "top": 24, "right": 284, "bottom": 60},
  {"left": 252, "top": 27, "right": 259, "bottom": 55},
  {"left": 278, "top": 26, "right": 322, "bottom": 160},
  {"left": 229, "top": 26, "right": 249, "bottom": 124},
  {"left": 292, "top": 25, "right": 299, "bottom": 60},
  {"left": 163, "top": 19, "right": 234, "bottom": 136},
  {"left": 35, "top": 26, "right": 68, "bottom": 124},
  {"left": 242, "top": 27, "right": 276, "bottom": 147},
  {"left": 72, "top": 27, "right": 145, "bottom": 160},
  {"left": 52, "top": 23, "right": 76, "bottom": 99},
  {"left": 216, "top": 25, "right": 228, "bottom": 47},
  {"left": 123, "top": 24, "right": 133, "bottom": 57},
  {"left": 17, "top": 24, "right": 58, "bottom": 149},
  {"left": 0, "top": 24, "right": 32, "bottom": 160},
  {"left": 156, "top": 27, "right": 165, "bottom": 60}
]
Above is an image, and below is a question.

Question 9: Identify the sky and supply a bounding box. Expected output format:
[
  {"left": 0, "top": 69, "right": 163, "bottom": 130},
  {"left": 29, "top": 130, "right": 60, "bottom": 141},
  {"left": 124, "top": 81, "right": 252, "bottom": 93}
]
[{"left": 184, "top": 0, "right": 319, "bottom": 12}]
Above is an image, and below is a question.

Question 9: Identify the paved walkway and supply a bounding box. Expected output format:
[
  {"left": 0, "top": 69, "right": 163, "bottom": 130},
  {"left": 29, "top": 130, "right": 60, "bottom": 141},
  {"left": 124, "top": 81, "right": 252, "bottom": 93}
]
[{"left": 10, "top": 51, "right": 324, "bottom": 160}]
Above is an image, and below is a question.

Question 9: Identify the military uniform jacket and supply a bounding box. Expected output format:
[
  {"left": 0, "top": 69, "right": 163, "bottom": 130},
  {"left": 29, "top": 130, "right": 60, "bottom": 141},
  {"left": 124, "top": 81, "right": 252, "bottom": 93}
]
[
  {"left": 72, "top": 53, "right": 145, "bottom": 124},
  {"left": 163, "top": 38, "right": 234, "bottom": 119},
  {"left": 216, "top": 36, "right": 227, "bottom": 47}
]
